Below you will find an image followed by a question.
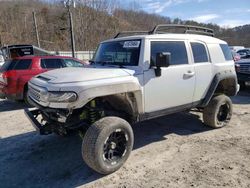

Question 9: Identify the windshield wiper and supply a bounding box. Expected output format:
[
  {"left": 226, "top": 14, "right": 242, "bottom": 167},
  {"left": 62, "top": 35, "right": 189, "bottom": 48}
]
[
  {"left": 115, "top": 63, "right": 125, "bottom": 68},
  {"left": 90, "top": 60, "right": 126, "bottom": 68},
  {"left": 90, "top": 60, "right": 109, "bottom": 66},
  {"left": 89, "top": 60, "right": 96, "bottom": 65}
]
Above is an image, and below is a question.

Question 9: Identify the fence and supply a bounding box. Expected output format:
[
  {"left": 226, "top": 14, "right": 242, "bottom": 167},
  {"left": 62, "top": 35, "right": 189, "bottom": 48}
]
[{"left": 51, "top": 51, "right": 95, "bottom": 60}]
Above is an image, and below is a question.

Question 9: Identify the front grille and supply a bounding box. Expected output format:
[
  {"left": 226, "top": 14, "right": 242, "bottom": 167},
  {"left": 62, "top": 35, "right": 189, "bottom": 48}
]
[
  {"left": 29, "top": 85, "right": 41, "bottom": 102},
  {"left": 238, "top": 63, "right": 250, "bottom": 74}
]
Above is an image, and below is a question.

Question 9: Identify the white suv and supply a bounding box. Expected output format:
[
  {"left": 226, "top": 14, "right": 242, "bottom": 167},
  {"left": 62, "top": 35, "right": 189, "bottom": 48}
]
[{"left": 25, "top": 25, "right": 239, "bottom": 174}]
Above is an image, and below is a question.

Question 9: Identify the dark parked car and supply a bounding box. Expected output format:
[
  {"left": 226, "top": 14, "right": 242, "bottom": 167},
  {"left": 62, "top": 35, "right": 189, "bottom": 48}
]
[
  {"left": 237, "top": 49, "right": 250, "bottom": 59},
  {"left": 235, "top": 59, "right": 250, "bottom": 89},
  {"left": 0, "top": 56, "right": 85, "bottom": 102}
]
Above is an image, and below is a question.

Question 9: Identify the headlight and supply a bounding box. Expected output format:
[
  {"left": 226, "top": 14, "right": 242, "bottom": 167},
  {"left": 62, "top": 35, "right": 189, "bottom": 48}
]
[
  {"left": 235, "top": 64, "right": 240, "bottom": 72},
  {"left": 47, "top": 91, "right": 78, "bottom": 103}
]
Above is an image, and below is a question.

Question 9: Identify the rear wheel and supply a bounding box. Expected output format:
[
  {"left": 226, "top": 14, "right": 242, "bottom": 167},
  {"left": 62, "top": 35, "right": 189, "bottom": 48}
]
[
  {"left": 203, "top": 95, "right": 232, "bottom": 128},
  {"left": 82, "top": 116, "right": 134, "bottom": 174}
]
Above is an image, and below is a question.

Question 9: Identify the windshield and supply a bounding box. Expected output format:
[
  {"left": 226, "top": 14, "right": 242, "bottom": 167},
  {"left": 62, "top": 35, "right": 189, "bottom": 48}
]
[{"left": 92, "top": 40, "right": 141, "bottom": 66}]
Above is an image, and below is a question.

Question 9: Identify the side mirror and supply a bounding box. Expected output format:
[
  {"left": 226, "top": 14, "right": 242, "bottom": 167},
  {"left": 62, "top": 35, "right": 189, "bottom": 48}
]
[
  {"left": 156, "top": 52, "right": 171, "bottom": 67},
  {"left": 154, "top": 52, "right": 171, "bottom": 77}
]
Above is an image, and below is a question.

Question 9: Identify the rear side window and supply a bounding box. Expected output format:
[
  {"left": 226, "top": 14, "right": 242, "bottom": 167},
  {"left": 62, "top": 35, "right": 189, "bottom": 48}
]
[
  {"left": 41, "top": 59, "right": 64, "bottom": 69},
  {"left": 151, "top": 41, "right": 188, "bottom": 65},
  {"left": 14, "top": 59, "right": 32, "bottom": 70},
  {"left": 191, "top": 42, "right": 209, "bottom": 63},
  {"left": 0, "top": 59, "right": 31, "bottom": 71},
  {"left": 220, "top": 44, "right": 233, "bottom": 61},
  {"left": 0, "top": 60, "right": 17, "bottom": 71}
]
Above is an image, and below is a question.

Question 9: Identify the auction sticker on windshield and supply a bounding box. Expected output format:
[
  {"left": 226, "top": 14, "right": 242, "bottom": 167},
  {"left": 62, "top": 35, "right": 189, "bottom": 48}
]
[{"left": 123, "top": 41, "right": 140, "bottom": 48}]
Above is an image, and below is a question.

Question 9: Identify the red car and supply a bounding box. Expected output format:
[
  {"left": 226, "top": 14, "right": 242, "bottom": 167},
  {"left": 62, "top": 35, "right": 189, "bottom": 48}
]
[{"left": 0, "top": 56, "right": 85, "bottom": 103}]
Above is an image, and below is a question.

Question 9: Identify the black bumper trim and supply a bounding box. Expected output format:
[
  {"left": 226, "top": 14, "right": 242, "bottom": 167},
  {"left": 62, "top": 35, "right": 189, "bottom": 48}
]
[
  {"left": 237, "top": 73, "right": 250, "bottom": 82},
  {"left": 24, "top": 108, "right": 50, "bottom": 135}
]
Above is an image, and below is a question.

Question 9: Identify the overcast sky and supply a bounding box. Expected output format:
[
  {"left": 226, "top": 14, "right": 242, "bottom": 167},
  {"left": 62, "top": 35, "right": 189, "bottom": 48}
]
[{"left": 128, "top": 0, "right": 250, "bottom": 28}]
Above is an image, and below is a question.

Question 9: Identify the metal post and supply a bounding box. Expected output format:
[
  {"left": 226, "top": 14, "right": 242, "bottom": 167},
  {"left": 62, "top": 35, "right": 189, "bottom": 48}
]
[
  {"left": 32, "top": 11, "right": 40, "bottom": 48},
  {"left": 68, "top": 8, "right": 75, "bottom": 58},
  {"left": 0, "top": 35, "right": 2, "bottom": 47}
]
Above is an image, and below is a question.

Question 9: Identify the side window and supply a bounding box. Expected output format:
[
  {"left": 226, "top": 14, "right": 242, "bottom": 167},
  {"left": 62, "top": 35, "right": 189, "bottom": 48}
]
[
  {"left": 14, "top": 59, "right": 32, "bottom": 70},
  {"left": 191, "top": 42, "right": 209, "bottom": 63},
  {"left": 63, "top": 59, "right": 83, "bottom": 67},
  {"left": 0, "top": 60, "right": 17, "bottom": 71},
  {"left": 220, "top": 44, "right": 233, "bottom": 61},
  {"left": 41, "top": 59, "right": 64, "bottom": 69},
  {"left": 151, "top": 41, "right": 188, "bottom": 66}
]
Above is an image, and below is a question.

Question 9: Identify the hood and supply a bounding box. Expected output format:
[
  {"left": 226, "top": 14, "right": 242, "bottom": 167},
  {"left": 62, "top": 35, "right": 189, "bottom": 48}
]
[{"left": 37, "top": 67, "right": 136, "bottom": 84}]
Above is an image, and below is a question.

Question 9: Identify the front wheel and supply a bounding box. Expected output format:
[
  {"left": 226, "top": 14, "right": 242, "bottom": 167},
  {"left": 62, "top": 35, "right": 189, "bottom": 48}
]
[
  {"left": 82, "top": 116, "right": 134, "bottom": 174},
  {"left": 203, "top": 95, "right": 233, "bottom": 128}
]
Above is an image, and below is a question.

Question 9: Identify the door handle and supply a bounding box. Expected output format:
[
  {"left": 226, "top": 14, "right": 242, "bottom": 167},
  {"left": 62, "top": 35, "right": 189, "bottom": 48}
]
[{"left": 183, "top": 71, "right": 195, "bottom": 79}]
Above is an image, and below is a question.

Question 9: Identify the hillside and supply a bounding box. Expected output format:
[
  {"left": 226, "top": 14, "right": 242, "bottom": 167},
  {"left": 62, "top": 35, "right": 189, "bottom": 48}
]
[{"left": 0, "top": 0, "right": 249, "bottom": 51}]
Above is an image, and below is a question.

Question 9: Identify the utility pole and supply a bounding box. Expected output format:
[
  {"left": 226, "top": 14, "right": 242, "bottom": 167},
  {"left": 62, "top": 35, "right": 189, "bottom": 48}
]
[
  {"left": 32, "top": 11, "right": 40, "bottom": 48},
  {"left": 0, "top": 35, "right": 2, "bottom": 47},
  {"left": 64, "top": 0, "right": 76, "bottom": 58}
]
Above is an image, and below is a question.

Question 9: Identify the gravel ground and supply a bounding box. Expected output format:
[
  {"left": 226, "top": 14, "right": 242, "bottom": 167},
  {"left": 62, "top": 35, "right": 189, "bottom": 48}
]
[{"left": 0, "top": 90, "right": 250, "bottom": 188}]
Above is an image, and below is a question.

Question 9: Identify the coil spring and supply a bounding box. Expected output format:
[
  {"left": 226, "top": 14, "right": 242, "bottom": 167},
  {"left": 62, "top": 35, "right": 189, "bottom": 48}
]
[{"left": 89, "top": 100, "right": 97, "bottom": 124}]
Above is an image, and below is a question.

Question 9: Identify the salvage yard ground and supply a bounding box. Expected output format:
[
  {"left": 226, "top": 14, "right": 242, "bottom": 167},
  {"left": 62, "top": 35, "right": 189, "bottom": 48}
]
[{"left": 0, "top": 89, "right": 250, "bottom": 188}]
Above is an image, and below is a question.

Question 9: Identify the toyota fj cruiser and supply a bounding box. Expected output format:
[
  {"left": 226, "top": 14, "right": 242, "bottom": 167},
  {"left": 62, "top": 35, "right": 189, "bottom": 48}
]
[{"left": 25, "top": 24, "right": 239, "bottom": 174}]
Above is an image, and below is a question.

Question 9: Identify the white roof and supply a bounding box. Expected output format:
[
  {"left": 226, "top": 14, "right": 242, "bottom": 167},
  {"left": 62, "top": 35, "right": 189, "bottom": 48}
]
[{"left": 103, "top": 33, "right": 227, "bottom": 44}]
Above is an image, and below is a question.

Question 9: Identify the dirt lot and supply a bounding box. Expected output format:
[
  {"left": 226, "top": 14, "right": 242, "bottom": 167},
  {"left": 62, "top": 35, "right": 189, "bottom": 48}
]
[{"left": 0, "top": 90, "right": 250, "bottom": 188}]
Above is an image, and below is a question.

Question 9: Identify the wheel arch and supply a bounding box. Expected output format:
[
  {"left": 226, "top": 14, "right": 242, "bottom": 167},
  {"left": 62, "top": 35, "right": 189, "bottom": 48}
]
[
  {"left": 91, "top": 91, "right": 142, "bottom": 123},
  {"left": 22, "top": 82, "right": 29, "bottom": 99},
  {"left": 200, "top": 71, "right": 238, "bottom": 107},
  {"left": 73, "top": 81, "right": 144, "bottom": 118}
]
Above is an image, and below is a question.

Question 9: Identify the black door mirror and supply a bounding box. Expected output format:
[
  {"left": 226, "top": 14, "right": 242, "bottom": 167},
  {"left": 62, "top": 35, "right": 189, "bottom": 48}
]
[
  {"left": 154, "top": 52, "right": 171, "bottom": 77},
  {"left": 156, "top": 52, "right": 171, "bottom": 67}
]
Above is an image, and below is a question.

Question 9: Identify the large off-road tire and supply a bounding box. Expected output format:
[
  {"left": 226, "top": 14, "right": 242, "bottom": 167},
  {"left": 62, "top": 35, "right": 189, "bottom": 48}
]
[
  {"left": 203, "top": 95, "right": 233, "bottom": 128},
  {"left": 82, "top": 116, "right": 134, "bottom": 174}
]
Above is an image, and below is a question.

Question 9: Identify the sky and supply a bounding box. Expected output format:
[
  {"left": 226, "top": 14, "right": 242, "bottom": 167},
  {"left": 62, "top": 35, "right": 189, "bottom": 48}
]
[{"left": 125, "top": 0, "right": 250, "bottom": 28}]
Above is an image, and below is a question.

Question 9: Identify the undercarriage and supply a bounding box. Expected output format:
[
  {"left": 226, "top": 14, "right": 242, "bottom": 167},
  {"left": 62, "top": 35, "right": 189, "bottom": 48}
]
[{"left": 25, "top": 97, "right": 134, "bottom": 136}]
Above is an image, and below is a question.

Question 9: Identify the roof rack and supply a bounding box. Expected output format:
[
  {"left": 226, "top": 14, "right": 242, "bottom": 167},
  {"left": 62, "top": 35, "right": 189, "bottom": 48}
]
[
  {"left": 152, "top": 24, "right": 214, "bottom": 36},
  {"left": 114, "top": 24, "right": 214, "bottom": 38}
]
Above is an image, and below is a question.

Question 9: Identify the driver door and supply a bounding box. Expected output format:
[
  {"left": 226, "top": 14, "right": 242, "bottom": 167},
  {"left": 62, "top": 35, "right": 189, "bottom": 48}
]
[{"left": 144, "top": 40, "right": 195, "bottom": 113}]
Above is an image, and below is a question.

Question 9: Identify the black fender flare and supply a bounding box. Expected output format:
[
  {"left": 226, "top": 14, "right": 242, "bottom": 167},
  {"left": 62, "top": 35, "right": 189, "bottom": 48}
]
[{"left": 200, "top": 70, "right": 238, "bottom": 107}]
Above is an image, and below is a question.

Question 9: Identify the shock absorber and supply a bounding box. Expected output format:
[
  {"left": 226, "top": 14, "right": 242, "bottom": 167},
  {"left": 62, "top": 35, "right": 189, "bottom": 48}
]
[{"left": 89, "top": 100, "right": 97, "bottom": 124}]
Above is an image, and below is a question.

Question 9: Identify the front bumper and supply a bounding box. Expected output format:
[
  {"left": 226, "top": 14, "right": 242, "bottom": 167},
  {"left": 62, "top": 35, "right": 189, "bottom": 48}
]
[
  {"left": 237, "top": 73, "right": 250, "bottom": 82},
  {"left": 0, "top": 92, "right": 5, "bottom": 99},
  {"left": 0, "top": 87, "right": 6, "bottom": 99},
  {"left": 24, "top": 109, "right": 51, "bottom": 135},
  {"left": 0, "top": 86, "right": 23, "bottom": 100}
]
